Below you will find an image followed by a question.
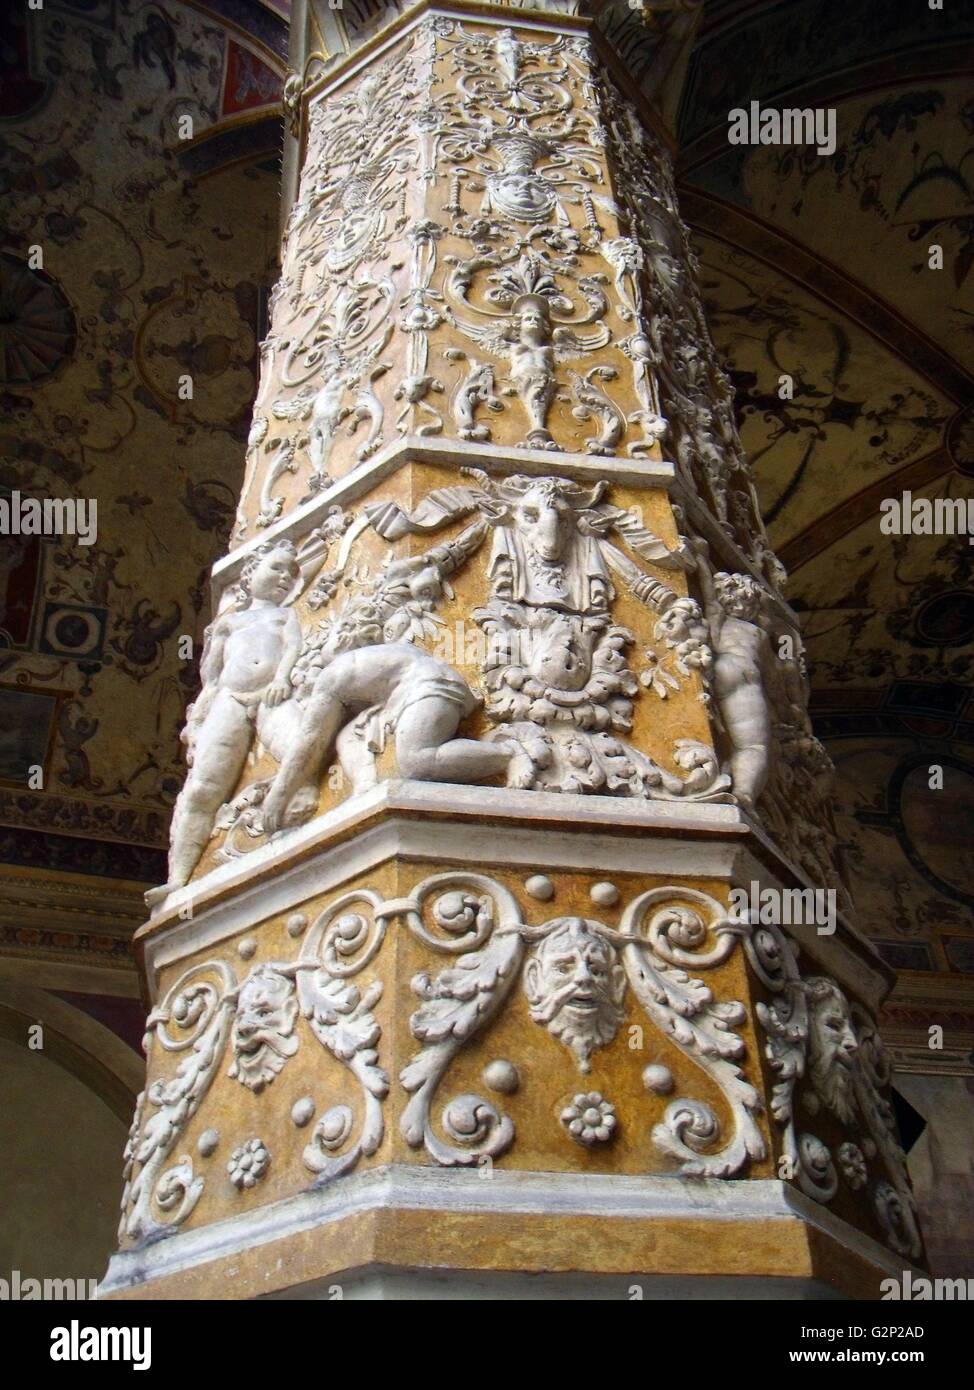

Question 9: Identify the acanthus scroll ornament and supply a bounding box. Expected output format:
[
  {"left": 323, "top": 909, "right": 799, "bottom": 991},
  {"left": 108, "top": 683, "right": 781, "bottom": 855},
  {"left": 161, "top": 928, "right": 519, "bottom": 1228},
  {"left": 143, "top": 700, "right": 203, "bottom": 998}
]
[
  {"left": 388, "top": 874, "right": 525, "bottom": 1167},
  {"left": 381, "top": 873, "right": 762, "bottom": 1177},
  {"left": 119, "top": 961, "right": 237, "bottom": 1245},
  {"left": 118, "top": 893, "right": 390, "bottom": 1247},
  {"left": 295, "top": 891, "right": 390, "bottom": 1182},
  {"left": 620, "top": 888, "right": 765, "bottom": 1177},
  {"left": 126, "top": 875, "right": 917, "bottom": 1230}
]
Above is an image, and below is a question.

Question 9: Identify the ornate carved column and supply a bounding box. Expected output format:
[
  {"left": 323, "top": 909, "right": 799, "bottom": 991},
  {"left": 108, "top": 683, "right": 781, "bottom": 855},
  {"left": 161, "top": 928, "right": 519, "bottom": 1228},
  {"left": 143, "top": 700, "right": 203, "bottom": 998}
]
[{"left": 101, "top": 1, "right": 923, "bottom": 1300}]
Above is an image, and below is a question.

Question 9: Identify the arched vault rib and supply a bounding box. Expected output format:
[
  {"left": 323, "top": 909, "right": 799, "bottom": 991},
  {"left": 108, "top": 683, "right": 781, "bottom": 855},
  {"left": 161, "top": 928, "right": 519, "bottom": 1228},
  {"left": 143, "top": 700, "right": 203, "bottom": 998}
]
[
  {"left": 678, "top": 186, "right": 972, "bottom": 575},
  {"left": 677, "top": 39, "right": 974, "bottom": 177}
]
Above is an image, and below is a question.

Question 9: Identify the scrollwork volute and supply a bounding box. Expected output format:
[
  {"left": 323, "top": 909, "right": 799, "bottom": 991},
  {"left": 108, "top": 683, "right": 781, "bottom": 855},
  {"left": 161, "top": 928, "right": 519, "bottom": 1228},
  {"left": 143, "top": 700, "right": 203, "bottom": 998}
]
[
  {"left": 236, "top": 19, "right": 778, "bottom": 547},
  {"left": 293, "top": 891, "right": 391, "bottom": 1180},
  {"left": 387, "top": 874, "right": 525, "bottom": 1167},
  {"left": 155, "top": 13, "right": 853, "bottom": 901},
  {"left": 383, "top": 875, "right": 764, "bottom": 1178},
  {"left": 119, "top": 961, "right": 237, "bottom": 1244},
  {"left": 620, "top": 889, "right": 765, "bottom": 1178},
  {"left": 119, "top": 893, "right": 391, "bottom": 1245}
]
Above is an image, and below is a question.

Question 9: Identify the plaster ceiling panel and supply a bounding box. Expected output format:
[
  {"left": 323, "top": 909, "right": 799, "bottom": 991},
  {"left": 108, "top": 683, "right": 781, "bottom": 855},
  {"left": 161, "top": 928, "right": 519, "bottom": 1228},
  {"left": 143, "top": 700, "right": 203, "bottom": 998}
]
[
  {"left": 782, "top": 481, "right": 974, "bottom": 690},
  {"left": 687, "top": 78, "right": 974, "bottom": 365},
  {"left": 693, "top": 232, "right": 954, "bottom": 553}
]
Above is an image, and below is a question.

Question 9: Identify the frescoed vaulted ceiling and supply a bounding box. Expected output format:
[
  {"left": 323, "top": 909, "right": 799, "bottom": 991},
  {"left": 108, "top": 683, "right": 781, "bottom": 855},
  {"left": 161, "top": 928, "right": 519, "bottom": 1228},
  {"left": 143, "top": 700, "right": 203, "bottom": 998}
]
[
  {"left": 0, "top": 0, "right": 287, "bottom": 968},
  {"left": 0, "top": 0, "right": 970, "bottom": 1063},
  {"left": 678, "top": 0, "right": 974, "bottom": 1026}
]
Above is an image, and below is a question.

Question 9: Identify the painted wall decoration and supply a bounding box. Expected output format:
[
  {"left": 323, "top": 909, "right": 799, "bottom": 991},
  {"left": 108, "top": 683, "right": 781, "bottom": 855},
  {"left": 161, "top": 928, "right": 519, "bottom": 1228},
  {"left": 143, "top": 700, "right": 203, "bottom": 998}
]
[
  {"left": 669, "top": 0, "right": 974, "bottom": 1012},
  {"left": 692, "top": 235, "right": 952, "bottom": 551},
  {"left": 831, "top": 738, "right": 974, "bottom": 969},
  {"left": 699, "top": 81, "right": 974, "bottom": 357},
  {"left": 0, "top": 687, "right": 61, "bottom": 786},
  {"left": 0, "top": 1, "right": 286, "bottom": 880}
]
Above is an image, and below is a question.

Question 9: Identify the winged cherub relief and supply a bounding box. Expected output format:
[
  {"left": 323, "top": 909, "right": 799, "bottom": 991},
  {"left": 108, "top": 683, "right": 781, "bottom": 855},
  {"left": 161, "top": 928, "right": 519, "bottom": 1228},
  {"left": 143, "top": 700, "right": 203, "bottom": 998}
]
[{"left": 447, "top": 253, "right": 610, "bottom": 450}]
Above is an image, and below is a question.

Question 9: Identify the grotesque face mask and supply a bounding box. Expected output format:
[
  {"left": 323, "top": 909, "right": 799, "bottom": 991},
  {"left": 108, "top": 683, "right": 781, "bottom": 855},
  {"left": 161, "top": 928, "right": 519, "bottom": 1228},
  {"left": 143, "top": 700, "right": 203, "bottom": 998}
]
[
  {"left": 524, "top": 919, "right": 626, "bottom": 1072},
  {"left": 527, "top": 619, "right": 594, "bottom": 693},
  {"left": 229, "top": 966, "right": 299, "bottom": 1092},
  {"left": 806, "top": 978, "right": 859, "bottom": 1124}
]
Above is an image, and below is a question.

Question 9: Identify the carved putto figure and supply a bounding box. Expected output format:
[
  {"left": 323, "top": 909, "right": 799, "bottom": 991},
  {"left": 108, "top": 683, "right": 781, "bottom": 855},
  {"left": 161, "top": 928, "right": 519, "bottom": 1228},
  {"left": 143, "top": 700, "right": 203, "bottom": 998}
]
[
  {"left": 449, "top": 255, "right": 610, "bottom": 450},
  {"left": 158, "top": 452, "right": 734, "bottom": 898},
  {"left": 261, "top": 640, "right": 513, "bottom": 833},
  {"left": 150, "top": 542, "right": 305, "bottom": 900},
  {"left": 363, "top": 469, "right": 721, "bottom": 801},
  {"left": 271, "top": 330, "right": 390, "bottom": 503},
  {"left": 693, "top": 543, "right": 774, "bottom": 812},
  {"left": 273, "top": 355, "right": 351, "bottom": 488}
]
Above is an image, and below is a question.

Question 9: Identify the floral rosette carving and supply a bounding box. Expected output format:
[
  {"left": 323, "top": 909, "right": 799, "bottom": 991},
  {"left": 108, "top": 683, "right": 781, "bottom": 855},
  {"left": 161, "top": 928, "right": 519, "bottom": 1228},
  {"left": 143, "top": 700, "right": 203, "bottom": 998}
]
[
  {"left": 384, "top": 873, "right": 764, "bottom": 1178},
  {"left": 118, "top": 893, "right": 391, "bottom": 1247}
]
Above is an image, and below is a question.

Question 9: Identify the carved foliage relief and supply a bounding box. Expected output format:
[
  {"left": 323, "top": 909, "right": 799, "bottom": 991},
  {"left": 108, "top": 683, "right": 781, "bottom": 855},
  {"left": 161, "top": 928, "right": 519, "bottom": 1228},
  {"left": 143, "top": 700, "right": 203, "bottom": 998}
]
[
  {"left": 233, "top": 18, "right": 774, "bottom": 571},
  {"left": 122, "top": 870, "right": 915, "bottom": 1261},
  {"left": 156, "top": 19, "right": 843, "bottom": 915},
  {"left": 171, "top": 459, "right": 845, "bottom": 906},
  {"left": 120, "top": 13, "right": 911, "bottom": 1273},
  {"left": 163, "top": 469, "right": 724, "bottom": 896},
  {"left": 119, "top": 874, "right": 770, "bottom": 1248}
]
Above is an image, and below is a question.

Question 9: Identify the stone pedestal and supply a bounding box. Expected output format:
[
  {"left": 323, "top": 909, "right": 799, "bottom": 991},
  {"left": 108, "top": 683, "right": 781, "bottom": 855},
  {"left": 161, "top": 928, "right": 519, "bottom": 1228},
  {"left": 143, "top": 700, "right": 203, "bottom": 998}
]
[{"left": 100, "top": 1, "right": 925, "bottom": 1301}]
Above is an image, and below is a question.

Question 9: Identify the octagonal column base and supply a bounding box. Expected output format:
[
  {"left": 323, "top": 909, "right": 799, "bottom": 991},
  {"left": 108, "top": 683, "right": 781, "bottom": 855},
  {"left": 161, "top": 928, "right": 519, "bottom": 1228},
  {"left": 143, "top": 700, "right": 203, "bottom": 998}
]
[{"left": 100, "top": 1167, "right": 919, "bottom": 1301}]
